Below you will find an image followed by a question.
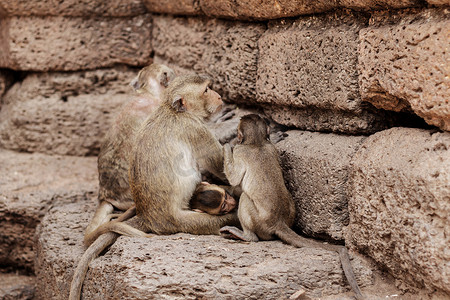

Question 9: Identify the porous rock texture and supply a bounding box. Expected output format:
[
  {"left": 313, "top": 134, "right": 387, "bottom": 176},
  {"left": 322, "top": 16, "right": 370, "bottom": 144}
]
[
  {"left": 152, "top": 15, "right": 265, "bottom": 104},
  {"left": 0, "top": 273, "right": 35, "bottom": 300},
  {"left": 346, "top": 127, "right": 450, "bottom": 293},
  {"left": 257, "top": 11, "right": 394, "bottom": 134},
  {"left": 359, "top": 8, "right": 450, "bottom": 131},
  {"left": 0, "top": 0, "right": 146, "bottom": 17},
  {"left": 143, "top": 0, "right": 424, "bottom": 20},
  {"left": 277, "top": 130, "right": 366, "bottom": 241},
  {"left": 0, "top": 149, "right": 97, "bottom": 272},
  {"left": 0, "top": 66, "right": 137, "bottom": 156},
  {"left": 36, "top": 201, "right": 373, "bottom": 300},
  {"left": 0, "top": 15, "right": 152, "bottom": 71}
]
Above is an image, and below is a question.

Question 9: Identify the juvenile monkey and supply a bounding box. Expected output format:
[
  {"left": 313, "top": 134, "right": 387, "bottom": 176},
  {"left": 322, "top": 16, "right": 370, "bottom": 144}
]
[
  {"left": 70, "top": 75, "right": 239, "bottom": 300},
  {"left": 220, "top": 114, "right": 364, "bottom": 300},
  {"left": 84, "top": 64, "right": 176, "bottom": 244}
]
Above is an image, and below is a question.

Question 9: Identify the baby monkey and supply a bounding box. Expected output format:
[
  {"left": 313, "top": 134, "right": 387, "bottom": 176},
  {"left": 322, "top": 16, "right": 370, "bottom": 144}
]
[
  {"left": 220, "top": 114, "right": 364, "bottom": 300},
  {"left": 190, "top": 182, "right": 237, "bottom": 215}
]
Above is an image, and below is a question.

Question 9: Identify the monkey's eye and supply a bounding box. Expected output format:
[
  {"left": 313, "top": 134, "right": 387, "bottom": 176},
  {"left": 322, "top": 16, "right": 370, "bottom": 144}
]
[
  {"left": 204, "top": 87, "right": 209, "bottom": 94},
  {"left": 221, "top": 201, "right": 226, "bottom": 211}
]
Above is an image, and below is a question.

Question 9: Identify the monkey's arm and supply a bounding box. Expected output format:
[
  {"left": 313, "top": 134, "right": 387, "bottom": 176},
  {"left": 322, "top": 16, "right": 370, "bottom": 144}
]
[{"left": 223, "top": 144, "right": 245, "bottom": 187}]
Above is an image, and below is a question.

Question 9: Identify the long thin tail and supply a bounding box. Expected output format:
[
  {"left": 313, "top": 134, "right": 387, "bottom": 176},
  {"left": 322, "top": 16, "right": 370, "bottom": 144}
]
[
  {"left": 69, "top": 232, "right": 118, "bottom": 300},
  {"left": 275, "top": 224, "right": 364, "bottom": 300}
]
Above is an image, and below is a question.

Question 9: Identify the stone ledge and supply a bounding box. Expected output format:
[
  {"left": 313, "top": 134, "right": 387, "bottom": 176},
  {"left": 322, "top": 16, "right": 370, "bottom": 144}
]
[
  {"left": 0, "top": 273, "right": 35, "bottom": 300},
  {"left": 0, "top": 149, "right": 97, "bottom": 272},
  {"left": 36, "top": 201, "right": 374, "bottom": 300}
]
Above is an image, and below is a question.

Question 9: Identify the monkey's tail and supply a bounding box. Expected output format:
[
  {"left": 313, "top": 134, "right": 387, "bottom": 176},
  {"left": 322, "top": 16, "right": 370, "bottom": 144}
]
[
  {"left": 275, "top": 224, "right": 364, "bottom": 300},
  {"left": 69, "top": 232, "right": 118, "bottom": 300}
]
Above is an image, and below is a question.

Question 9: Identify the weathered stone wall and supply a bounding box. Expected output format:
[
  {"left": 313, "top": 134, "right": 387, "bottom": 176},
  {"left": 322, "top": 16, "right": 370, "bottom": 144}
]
[{"left": 0, "top": 0, "right": 448, "bottom": 298}]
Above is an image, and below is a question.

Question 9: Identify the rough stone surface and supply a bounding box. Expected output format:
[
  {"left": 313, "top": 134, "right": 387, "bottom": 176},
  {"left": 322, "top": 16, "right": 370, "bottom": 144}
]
[
  {"left": 427, "top": 0, "right": 450, "bottom": 5},
  {"left": 142, "top": 0, "right": 201, "bottom": 15},
  {"left": 346, "top": 127, "right": 450, "bottom": 294},
  {"left": 0, "top": 67, "right": 138, "bottom": 156},
  {"left": 0, "top": 0, "right": 146, "bottom": 17},
  {"left": 0, "top": 273, "right": 35, "bottom": 300},
  {"left": 36, "top": 201, "right": 374, "bottom": 300},
  {"left": 256, "top": 11, "right": 402, "bottom": 134},
  {"left": 0, "top": 149, "right": 97, "bottom": 272},
  {"left": 143, "top": 0, "right": 423, "bottom": 20},
  {"left": 152, "top": 15, "right": 265, "bottom": 104},
  {"left": 0, "top": 15, "right": 152, "bottom": 71},
  {"left": 277, "top": 130, "right": 366, "bottom": 241},
  {"left": 359, "top": 8, "right": 450, "bottom": 131}
]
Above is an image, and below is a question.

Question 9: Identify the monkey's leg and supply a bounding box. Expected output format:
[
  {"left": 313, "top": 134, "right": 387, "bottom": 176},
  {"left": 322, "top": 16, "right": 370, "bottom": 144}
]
[
  {"left": 84, "top": 201, "right": 114, "bottom": 245},
  {"left": 176, "top": 210, "right": 239, "bottom": 235},
  {"left": 105, "top": 198, "right": 135, "bottom": 211},
  {"left": 219, "top": 226, "right": 259, "bottom": 242}
]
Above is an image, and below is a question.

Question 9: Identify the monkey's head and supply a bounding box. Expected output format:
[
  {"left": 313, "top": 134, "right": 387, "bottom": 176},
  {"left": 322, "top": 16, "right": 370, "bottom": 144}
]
[
  {"left": 191, "top": 182, "right": 237, "bottom": 215},
  {"left": 237, "top": 114, "right": 270, "bottom": 145},
  {"left": 165, "top": 74, "right": 223, "bottom": 120},
  {"left": 130, "top": 63, "right": 176, "bottom": 97}
]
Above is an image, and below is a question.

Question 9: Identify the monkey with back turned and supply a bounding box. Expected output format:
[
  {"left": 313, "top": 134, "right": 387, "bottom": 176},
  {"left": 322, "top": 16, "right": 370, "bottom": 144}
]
[
  {"left": 84, "top": 63, "right": 176, "bottom": 245},
  {"left": 220, "top": 114, "right": 364, "bottom": 300},
  {"left": 70, "top": 74, "right": 239, "bottom": 300}
]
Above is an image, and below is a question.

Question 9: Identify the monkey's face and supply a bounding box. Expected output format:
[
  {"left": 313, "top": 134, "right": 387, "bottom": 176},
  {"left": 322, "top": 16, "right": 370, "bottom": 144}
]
[
  {"left": 201, "top": 85, "right": 223, "bottom": 117},
  {"left": 191, "top": 184, "right": 237, "bottom": 216}
]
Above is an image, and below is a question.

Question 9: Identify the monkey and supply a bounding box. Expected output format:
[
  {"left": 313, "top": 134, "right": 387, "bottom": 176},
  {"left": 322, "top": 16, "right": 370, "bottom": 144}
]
[
  {"left": 190, "top": 182, "right": 237, "bottom": 215},
  {"left": 219, "top": 114, "right": 364, "bottom": 300},
  {"left": 69, "top": 74, "right": 239, "bottom": 300},
  {"left": 83, "top": 63, "right": 176, "bottom": 245}
]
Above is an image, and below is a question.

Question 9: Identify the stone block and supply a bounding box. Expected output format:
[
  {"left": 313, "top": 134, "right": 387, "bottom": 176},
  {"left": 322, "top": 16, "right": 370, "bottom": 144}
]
[
  {"left": 277, "top": 130, "right": 366, "bottom": 241},
  {"left": 35, "top": 201, "right": 373, "bottom": 300},
  {"left": 0, "top": 67, "right": 137, "bottom": 156},
  {"left": 0, "top": 0, "right": 146, "bottom": 17},
  {"left": 0, "top": 273, "right": 35, "bottom": 300},
  {"left": 0, "top": 15, "right": 152, "bottom": 71},
  {"left": 340, "top": 0, "right": 422, "bottom": 10},
  {"left": 0, "top": 149, "right": 97, "bottom": 272},
  {"left": 142, "top": 0, "right": 201, "bottom": 15},
  {"left": 359, "top": 8, "right": 450, "bottom": 131},
  {"left": 257, "top": 11, "right": 397, "bottom": 134},
  {"left": 347, "top": 127, "right": 450, "bottom": 293},
  {"left": 152, "top": 15, "right": 265, "bottom": 104},
  {"left": 199, "top": 0, "right": 335, "bottom": 21}
]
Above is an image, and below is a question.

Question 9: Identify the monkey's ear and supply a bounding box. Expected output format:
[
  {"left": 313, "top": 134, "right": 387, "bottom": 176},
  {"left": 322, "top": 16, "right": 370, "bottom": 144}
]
[
  {"left": 160, "top": 72, "right": 170, "bottom": 88},
  {"left": 130, "top": 76, "right": 140, "bottom": 90},
  {"left": 172, "top": 95, "right": 186, "bottom": 112}
]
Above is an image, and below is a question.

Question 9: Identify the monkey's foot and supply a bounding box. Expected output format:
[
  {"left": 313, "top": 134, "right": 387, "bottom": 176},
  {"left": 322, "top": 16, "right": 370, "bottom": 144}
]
[{"left": 219, "top": 226, "right": 247, "bottom": 241}]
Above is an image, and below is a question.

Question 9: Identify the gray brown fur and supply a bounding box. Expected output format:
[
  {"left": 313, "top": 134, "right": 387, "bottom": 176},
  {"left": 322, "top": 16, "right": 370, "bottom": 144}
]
[
  {"left": 221, "top": 114, "right": 364, "bottom": 300},
  {"left": 84, "top": 64, "right": 175, "bottom": 245}
]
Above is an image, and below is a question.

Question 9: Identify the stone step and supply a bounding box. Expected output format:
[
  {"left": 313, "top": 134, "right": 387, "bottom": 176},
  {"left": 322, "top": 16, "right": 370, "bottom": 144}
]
[
  {"left": 36, "top": 201, "right": 375, "bottom": 300},
  {"left": 0, "top": 272, "right": 35, "bottom": 300},
  {"left": 0, "top": 149, "right": 97, "bottom": 272}
]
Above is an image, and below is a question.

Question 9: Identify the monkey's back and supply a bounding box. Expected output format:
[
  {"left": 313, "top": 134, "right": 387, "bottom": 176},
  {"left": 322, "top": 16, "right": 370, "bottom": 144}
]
[
  {"left": 129, "top": 105, "right": 208, "bottom": 234},
  {"left": 236, "top": 142, "right": 295, "bottom": 228},
  {"left": 98, "top": 97, "right": 158, "bottom": 204}
]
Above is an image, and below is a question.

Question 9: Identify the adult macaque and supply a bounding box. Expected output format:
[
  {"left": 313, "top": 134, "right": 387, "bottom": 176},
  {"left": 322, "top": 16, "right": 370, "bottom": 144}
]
[
  {"left": 84, "top": 64, "right": 175, "bottom": 245},
  {"left": 70, "top": 74, "right": 239, "bottom": 300},
  {"left": 220, "top": 114, "right": 364, "bottom": 300}
]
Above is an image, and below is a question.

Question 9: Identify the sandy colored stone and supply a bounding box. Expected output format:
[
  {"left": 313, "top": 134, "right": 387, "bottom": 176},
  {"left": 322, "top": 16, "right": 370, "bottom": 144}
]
[
  {"left": 36, "top": 201, "right": 374, "bottom": 300},
  {"left": 0, "top": 149, "right": 97, "bottom": 272},
  {"left": 152, "top": 14, "right": 264, "bottom": 104},
  {"left": 347, "top": 127, "right": 450, "bottom": 294},
  {"left": 0, "top": 0, "right": 146, "bottom": 17},
  {"left": 0, "top": 67, "right": 137, "bottom": 156},
  {"left": 142, "top": 0, "right": 201, "bottom": 15},
  {"left": 277, "top": 130, "right": 366, "bottom": 241},
  {"left": 340, "top": 0, "right": 421, "bottom": 10},
  {"left": 0, "top": 15, "right": 152, "bottom": 71},
  {"left": 0, "top": 273, "right": 35, "bottom": 300},
  {"left": 359, "top": 8, "right": 450, "bottom": 131}
]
